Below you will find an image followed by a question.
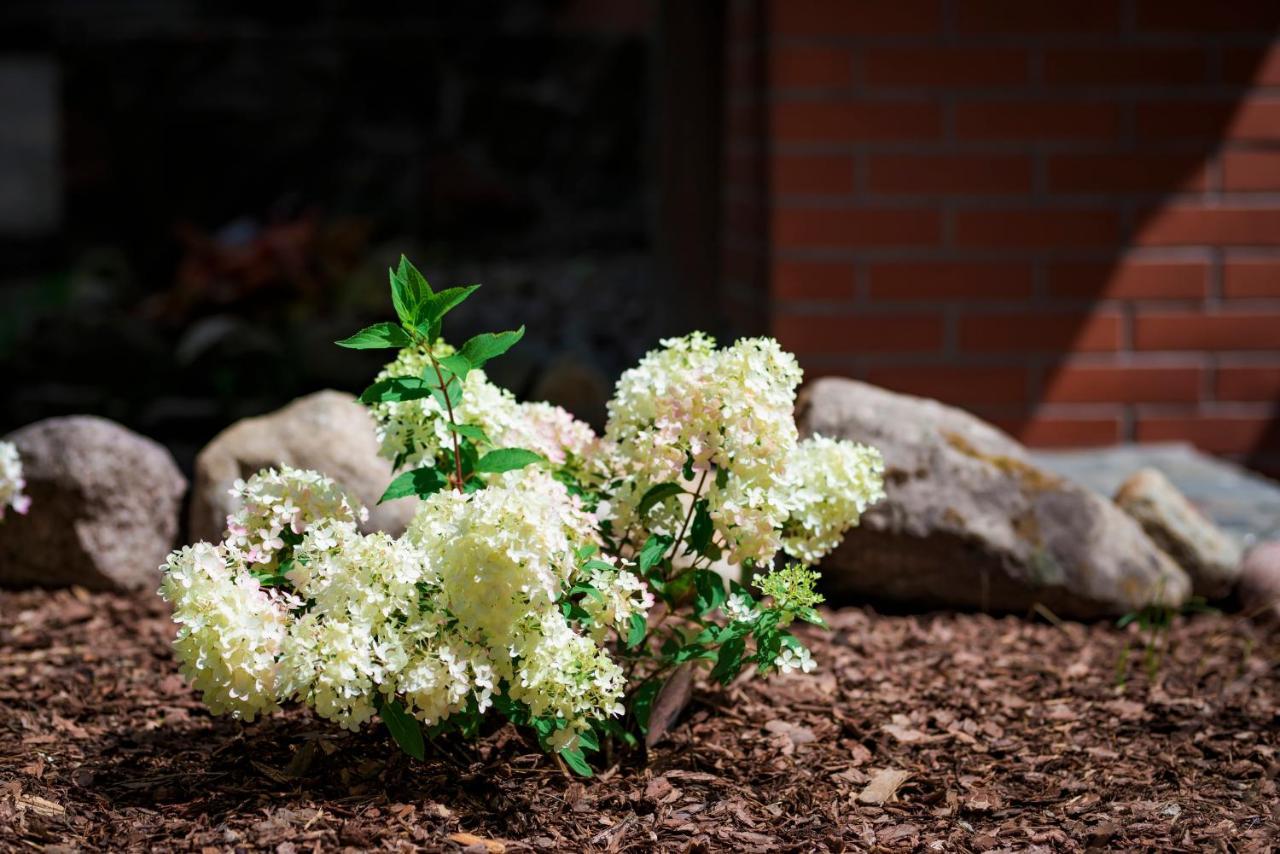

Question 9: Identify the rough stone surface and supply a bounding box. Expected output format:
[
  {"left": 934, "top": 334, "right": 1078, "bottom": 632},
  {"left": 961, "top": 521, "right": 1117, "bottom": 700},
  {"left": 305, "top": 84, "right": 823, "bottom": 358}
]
[
  {"left": 1239, "top": 542, "right": 1280, "bottom": 623},
  {"left": 0, "top": 416, "right": 186, "bottom": 591},
  {"left": 1114, "top": 468, "right": 1242, "bottom": 600},
  {"left": 1032, "top": 443, "right": 1280, "bottom": 548},
  {"left": 797, "top": 378, "right": 1190, "bottom": 618},
  {"left": 189, "top": 390, "right": 415, "bottom": 543}
]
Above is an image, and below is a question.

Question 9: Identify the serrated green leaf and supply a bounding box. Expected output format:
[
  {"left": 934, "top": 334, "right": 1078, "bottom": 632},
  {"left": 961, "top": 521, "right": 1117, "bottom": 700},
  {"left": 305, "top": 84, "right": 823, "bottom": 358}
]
[
  {"left": 447, "top": 422, "right": 489, "bottom": 444},
  {"left": 693, "top": 568, "right": 727, "bottom": 617},
  {"left": 474, "top": 447, "right": 543, "bottom": 474},
  {"left": 689, "top": 499, "right": 714, "bottom": 555},
  {"left": 559, "top": 746, "right": 593, "bottom": 777},
  {"left": 637, "top": 534, "right": 671, "bottom": 575},
  {"left": 437, "top": 353, "right": 471, "bottom": 382},
  {"left": 637, "top": 482, "right": 684, "bottom": 517},
  {"left": 359, "top": 376, "right": 434, "bottom": 404},
  {"left": 421, "top": 285, "right": 480, "bottom": 328},
  {"left": 378, "top": 698, "right": 425, "bottom": 760},
  {"left": 582, "top": 559, "right": 617, "bottom": 573},
  {"left": 379, "top": 467, "right": 448, "bottom": 503},
  {"left": 397, "top": 255, "right": 432, "bottom": 307},
  {"left": 335, "top": 322, "right": 413, "bottom": 350},
  {"left": 710, "top": 636, "right": 746, "bottom": 686},
  {"left": 630, "top": 681, "right": 661, "bottom": 733},
  {"left": 576, "top": 728, "right": 600, "bottom": 753},
  {"left": 457, "top": 327, "right": 525, "bottom": 369},
  {"left": 627, "top": 612, "right": 647, "bottom": 649}
]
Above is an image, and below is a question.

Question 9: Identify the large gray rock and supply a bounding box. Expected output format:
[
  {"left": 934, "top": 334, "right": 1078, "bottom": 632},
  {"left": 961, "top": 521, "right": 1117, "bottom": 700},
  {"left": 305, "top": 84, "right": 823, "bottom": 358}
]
[
  {"left": 797, "top": 378, "right": 1190, "bottom": 618},
  {"left": 0, "top": 416, "right": 186, "bottom": 591},
  {"left": 190, "top": 390, "right": 414, "bottom": 543},
  {"left": 1114, "top": 468, "right": 1242, "bottom": 600},
  {"left": 1239, "top": 541, "right": 1280, "bottom": 623}
]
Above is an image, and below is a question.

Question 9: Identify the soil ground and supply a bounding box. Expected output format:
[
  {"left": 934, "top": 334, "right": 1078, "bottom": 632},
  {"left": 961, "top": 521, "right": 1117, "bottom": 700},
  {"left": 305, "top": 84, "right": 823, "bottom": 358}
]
[{"left": 1, "top": 588, "right": 1277, "bottom": 852}]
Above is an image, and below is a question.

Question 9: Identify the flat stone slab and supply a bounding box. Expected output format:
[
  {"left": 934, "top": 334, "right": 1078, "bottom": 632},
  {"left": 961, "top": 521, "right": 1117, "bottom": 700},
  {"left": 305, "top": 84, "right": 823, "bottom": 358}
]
[{"left": 1032, "top": 443, "right": 1280, "bottom": 548}]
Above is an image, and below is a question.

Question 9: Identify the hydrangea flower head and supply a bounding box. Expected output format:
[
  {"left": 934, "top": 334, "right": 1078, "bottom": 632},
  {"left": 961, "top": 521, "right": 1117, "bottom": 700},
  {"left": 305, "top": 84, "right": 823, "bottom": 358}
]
[
  {"left": 779, "top": 435, "right": 886, "bottom": 564},
  {"left": 223, "top": 465, "right": 368, "bottom": 567}
]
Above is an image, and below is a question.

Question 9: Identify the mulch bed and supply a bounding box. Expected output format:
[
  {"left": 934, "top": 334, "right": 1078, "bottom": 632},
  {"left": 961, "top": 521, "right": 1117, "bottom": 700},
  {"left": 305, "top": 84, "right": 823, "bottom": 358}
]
[{"left": 1, "top": 588, "right": 1277, "bottom": 852}]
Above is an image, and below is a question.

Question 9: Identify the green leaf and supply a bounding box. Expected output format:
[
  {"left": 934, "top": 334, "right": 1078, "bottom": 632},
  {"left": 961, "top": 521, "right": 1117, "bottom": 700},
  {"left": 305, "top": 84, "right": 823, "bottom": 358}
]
[
  {"left": 457, "top": 327, "right": 525, "bottom": 369},
  {"left": 475, "top": 448, "right": 544, "bottom": 474},
  {"left": 335, "top": 322, "right": 413, "bottom": 350},
  {"left": 425, "top": 366, "right": 464, "bottom": 411},
  {"left": 688, "top": 499, "right": 714, "bottom": 555},
  {"left": 559, "top": 746, "right": 593, "bottom": 777},
  {"left": 795, "top": 606, "right": 828, "bottom": 628},
  {"left": 626, "top": 612, "right": 647, "bottom": 649},
  {"left": 378, "top": 698, "right": 425, "bottom": 761},
  {"left": 710, "top": 636, "right": 746, "bottom": 686},
  {"left": 447, "top": 422, "right": 489, "bottom": 444},
  {"left": 637, "top": 534, "right": 671, "bottom": 575},
  {"left": 637, "top": 482, "right": 684, "bottom": 517},
  {"left": 630, "top": 681, "right": 661, "bottom": 733},
  {"left": 359, "top": 377, "right": 434, "bottom": 404},
  {"left": 437, "top": 353, "right": 471, "bottom": 383},
  {"left": 693, "top": 569, "right": 727, "bottom": 616},
  {"left": 379, "top": 467, "right": 448, "bottom": 503},
  {"left": 395, "top": 256, "right": 432, "bottom": 321},
  {"left": 582, "top": 559, "right": 617, "bottom": 573},
  {"left": 576, "top": 728, "right": 600, "bottom": 753},
  {"left": 421, "top": 285, "right": 480, "bottom": 328}
]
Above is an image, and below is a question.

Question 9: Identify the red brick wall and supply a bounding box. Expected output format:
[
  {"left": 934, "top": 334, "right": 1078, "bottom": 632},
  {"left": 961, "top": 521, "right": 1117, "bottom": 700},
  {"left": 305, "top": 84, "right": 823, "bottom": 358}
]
[{"left": 754, "top": 0, "right": 1280, "bottom": 473}]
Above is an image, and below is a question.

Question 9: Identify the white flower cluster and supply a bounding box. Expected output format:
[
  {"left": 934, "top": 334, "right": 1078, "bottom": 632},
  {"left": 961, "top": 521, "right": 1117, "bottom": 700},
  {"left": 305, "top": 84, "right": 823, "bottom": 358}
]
[
  {"left": 162, "top": 465, "right": 646, "bottom": 749},
  {"left": 371, "top": 343, "right": 596, "bottom": 471},
  {"left": 0, "top": 441, "right": 31, "bottom": 520},
  {"left": 779, "top": 435, "right": 886, "bottom": 564},
  {"left": 604, "top": 334, "right": 807, "bottom": 563},
  {"left": 159, "top": 541, "right": 291, "bottom": 721},
  {"left": 223, "top": 465, "right": 368, "bottom": 567}
]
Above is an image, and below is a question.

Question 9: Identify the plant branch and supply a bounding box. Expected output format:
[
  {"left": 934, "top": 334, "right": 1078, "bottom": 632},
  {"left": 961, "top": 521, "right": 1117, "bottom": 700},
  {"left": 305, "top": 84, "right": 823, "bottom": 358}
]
[
  {"left": 420, "top": 337, "right": 465, "bottom": 494},
  {"left": 667, "top": 468, "right": 710, "bottom": 563}
]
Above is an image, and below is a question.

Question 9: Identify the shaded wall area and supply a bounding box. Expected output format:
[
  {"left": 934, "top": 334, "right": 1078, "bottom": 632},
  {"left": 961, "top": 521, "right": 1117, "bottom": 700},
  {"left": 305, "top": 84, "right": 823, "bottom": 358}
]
[{"left": 747, "top": 0, "right": 1280, "bottom": 475}]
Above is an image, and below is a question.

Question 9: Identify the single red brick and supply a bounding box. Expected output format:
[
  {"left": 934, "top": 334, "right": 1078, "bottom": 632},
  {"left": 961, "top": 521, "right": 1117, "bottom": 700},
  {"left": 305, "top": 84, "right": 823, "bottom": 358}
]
[
  {"left": 771, "top": 0, "right": 941, "bottom": 35},
  {"left": 957, "top": 1, "right": 1120, "bottom": 32},
  {"left": 868, "top": 261, "right": 1033, "bottom": 300},
  {"left": 773, "top": 312, "right": 945, "bottom": 355},
  {"left": 863, "top": 47, "right": 1028, "bottom": 87},
  {"left": 959, "top": 311, "right": 1122, "bottom": 353},
  {"left": 1046, "top": 153, "right": 1207, "bottom": 193},
  {"left": 1134, "top": 311, "right": 1280, "bottom": 350},
  {"left": 1133, "top": 207, "right": 1280, "bottom": 246},
  {"left": 1223, "top": 151, "right": 1280, "bottom": 191},
  {"left": 1046, "top": 261, "right": 1207, "bottom": 299},
  {"left": 771, "top": 259, "right": 856, "bottom": 300},
  {"left": 1040, "top": 364, "right": 1203, "bottom": 404},
  {"left": 869, "top": 154, "right": 1032, "bottom": 195},
  {"left": 1136, "top": 1, "right": 1280, "bottom": 33},
  {"left": 771, "top": 154, "right": 855, "bottom": 195},
  {"left": 953, "top": 209, "right": 1120, "bottom": 249},
  {"left": 771, "top": 100, "right": 941, "bottom": 142},
  {"left": 1136, "top": 99, "right": 1280, "bottom": 142},
  {"left": 1216, "top": 366, "right": 1280, "bottom": 401},
  {"left": 1136, "top": 415, "right": 1279, "bottom": 454},
  {"left": 995, "top": 415, "right": 1124, "bottom": 447},
  {"left": 1224, "top": 260, "right": 1280, "bottom": 298},
  {"left": 864, "top": 365, "right": 1029, "bottom": 405},
  {"left": 1225, "top": 45, "right": 1280, "bottom": 86},
  {"left": 955, "top": 102, "right": 1120, "bottom": 141},
  {"left": 1043, "top": 47, "right": 1206, "bottom": 86},
  {"left": 771, "top": 46, "right": 854, "bottom": 88},
  {"left": 772, "top": 207, "right": 941, "bottom": 249}
]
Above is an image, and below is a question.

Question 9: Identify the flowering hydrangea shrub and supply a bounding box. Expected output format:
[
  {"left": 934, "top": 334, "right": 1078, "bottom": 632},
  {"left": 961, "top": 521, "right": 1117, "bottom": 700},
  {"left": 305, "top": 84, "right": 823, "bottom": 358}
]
[
  {"left": 160, "top": 256, "right": 884, "bottom": 774},
  {"left": 0, "top": 441, "right": 31, "bottom": 520}
]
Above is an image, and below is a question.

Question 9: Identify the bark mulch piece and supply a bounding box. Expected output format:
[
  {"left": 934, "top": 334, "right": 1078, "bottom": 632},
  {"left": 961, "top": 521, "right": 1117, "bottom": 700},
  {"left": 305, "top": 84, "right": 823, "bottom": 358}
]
[{"left": 2, "top": 588, "right": 1277, "bottom": 852}]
